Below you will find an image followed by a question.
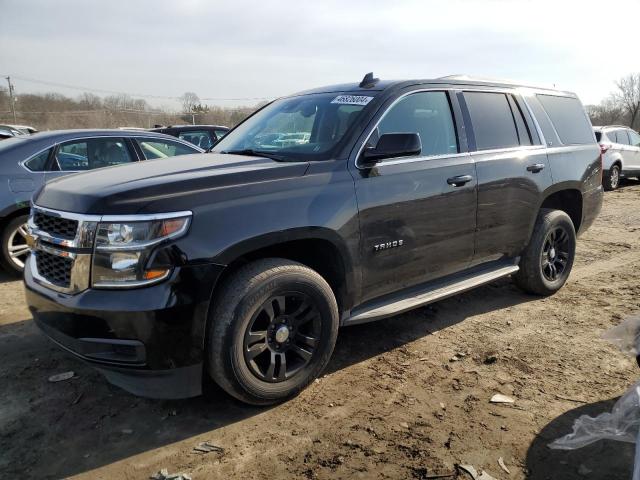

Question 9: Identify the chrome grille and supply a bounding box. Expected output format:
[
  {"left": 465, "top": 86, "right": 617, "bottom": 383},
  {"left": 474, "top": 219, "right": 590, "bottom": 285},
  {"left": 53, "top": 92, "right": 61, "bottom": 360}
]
[
  {"left": 35, "top": 251, "right": 73, "bottom": 288},
  {"left": 33, "top": 211, "right": 78, "bottom": 240}
]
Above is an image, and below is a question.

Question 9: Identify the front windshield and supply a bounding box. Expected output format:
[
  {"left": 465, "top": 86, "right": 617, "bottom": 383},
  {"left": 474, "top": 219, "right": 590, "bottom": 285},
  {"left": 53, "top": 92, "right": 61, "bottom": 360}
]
[{"left": 212, "top": 92, "right": 375, "bottom": 161}]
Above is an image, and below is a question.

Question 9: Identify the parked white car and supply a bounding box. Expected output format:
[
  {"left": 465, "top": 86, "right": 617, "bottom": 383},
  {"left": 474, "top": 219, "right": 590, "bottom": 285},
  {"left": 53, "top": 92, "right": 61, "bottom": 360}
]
[{"left": 594, "top": 125, "right": 640, "bottom": 190}]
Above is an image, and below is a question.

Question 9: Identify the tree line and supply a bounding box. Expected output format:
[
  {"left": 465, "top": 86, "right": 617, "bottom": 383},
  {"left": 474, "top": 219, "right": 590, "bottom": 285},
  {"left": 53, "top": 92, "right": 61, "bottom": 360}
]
[
  {"left": 1, "top": 74, "right": 639, "bottom": 132},
  {"left": 585, "top": 73, "right": 639, "bottom": 130},
  {"left": 0, "top": 88, "right": 263, "bottom": 131}
]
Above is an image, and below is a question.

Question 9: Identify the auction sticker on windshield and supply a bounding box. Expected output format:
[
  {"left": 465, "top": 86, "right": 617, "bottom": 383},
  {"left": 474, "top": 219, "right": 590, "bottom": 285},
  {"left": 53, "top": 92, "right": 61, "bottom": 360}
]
[{"left": 331, "top": 95, "right": 374, "bottom": 106}]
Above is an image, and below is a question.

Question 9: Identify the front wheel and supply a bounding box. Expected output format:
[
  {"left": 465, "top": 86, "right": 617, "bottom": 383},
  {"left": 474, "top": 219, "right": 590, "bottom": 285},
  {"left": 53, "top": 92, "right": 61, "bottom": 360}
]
[
  {"left": 513, "top": 209, "right": 576, "bottom": 296},
  {"left": 1, "top": 215, "right": 30, "bottom": 276},
  {"left": 207, "top": 258, "right": 339, "bottom": 405}
]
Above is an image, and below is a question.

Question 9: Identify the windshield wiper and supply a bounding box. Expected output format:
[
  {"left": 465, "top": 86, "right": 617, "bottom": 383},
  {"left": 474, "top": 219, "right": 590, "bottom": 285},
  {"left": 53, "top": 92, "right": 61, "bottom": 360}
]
[{"left": 221, "top": 149, "right": 288, "bottom": 161}]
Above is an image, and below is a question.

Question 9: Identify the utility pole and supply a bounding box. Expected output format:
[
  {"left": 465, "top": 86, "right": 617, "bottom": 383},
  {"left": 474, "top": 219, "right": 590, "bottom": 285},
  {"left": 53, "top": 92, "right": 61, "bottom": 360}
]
[{"left": 5, "top": 76, "right": 17, "bottom": 123}]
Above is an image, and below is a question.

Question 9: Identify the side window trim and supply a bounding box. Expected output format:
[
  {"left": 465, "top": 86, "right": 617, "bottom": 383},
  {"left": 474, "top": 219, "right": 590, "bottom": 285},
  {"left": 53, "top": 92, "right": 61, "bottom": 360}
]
[{"left": 354, "top": 88, "right": 464, "bottom": 169}]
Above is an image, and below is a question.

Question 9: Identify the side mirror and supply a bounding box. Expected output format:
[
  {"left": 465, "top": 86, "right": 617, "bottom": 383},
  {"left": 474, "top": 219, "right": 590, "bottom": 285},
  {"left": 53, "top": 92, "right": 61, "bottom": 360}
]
[{"left": 361, "top": 133, "right": 421, "bottom": 163}]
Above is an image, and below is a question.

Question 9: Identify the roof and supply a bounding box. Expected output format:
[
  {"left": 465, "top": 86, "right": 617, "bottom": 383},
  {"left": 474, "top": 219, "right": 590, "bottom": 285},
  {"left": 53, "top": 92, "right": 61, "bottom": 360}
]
[
  {"left": 292, "top": 74, "right": 575, "bottom": 98},
  {"left": 26, "top": 129, "right": 176, "bottom": 142},
  {"left": 596, "top": 125, "right": 630, "bottom": 130},
  {"left": 151, "top": 125, "right": 229, "bottom": 130}
]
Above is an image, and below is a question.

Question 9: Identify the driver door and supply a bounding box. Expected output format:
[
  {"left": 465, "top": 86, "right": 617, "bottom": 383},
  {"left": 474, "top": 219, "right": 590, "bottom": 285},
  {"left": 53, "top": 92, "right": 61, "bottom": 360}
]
[{"left": 350, "top": 90, "right": 477, "bottom": 304}]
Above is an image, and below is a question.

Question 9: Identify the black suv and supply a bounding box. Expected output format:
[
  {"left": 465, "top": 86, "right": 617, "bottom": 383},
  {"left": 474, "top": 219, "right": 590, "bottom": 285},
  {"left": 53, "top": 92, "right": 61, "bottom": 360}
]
[
  {"left": 24, "top": 74, "right": 603, "bottom": 405},
  {"left": 149, "top": 125, "right": 229, "bottom": 150}
]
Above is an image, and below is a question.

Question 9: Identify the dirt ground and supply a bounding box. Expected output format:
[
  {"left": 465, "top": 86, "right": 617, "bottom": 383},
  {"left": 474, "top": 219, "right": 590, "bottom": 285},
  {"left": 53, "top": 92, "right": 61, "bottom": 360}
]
[{"left": 2, "top": 183, "right": 640, "bottom": 480}]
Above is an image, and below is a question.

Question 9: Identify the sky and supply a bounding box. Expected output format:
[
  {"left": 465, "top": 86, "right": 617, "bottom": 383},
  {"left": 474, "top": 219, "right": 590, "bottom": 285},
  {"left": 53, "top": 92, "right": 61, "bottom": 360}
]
[{"left": 1, "top": 0, "right": 638, "bottom": 110}]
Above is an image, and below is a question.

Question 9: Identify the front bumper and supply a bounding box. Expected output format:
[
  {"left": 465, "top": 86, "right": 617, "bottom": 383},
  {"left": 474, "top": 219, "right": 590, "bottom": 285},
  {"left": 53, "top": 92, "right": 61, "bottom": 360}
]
[{"left": 24, "top": 258, "right": 224, "bottom": 399}]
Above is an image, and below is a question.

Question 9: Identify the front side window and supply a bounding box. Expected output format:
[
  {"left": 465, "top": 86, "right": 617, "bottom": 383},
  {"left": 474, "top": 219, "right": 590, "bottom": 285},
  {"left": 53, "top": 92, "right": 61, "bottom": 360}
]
[
  {"left": 24, "top": 148, "right": 52, "bottom": 171},
  {"left": 536, "top": 94, "right": 594, "bottom": 145},
  {"left": 629, "top": 130, "right": 640, "bottom": 147},
  {"left": 464, "top": 92, "right": 520, "bottom": 151},
  {"left": 56, "top": 138, "right": 134, "bottom": 171},
  {"left": 178, "top": 130, "right": 214, "bottom": 150},
  {"left": 137, "top": 138, "right": 199, "bottom": 160},
  {"left": 212, "top": 92, "right": 374, "bottom": 161},
  {"left": 370, "top": 91, "right": 458, "bottom": 157}
]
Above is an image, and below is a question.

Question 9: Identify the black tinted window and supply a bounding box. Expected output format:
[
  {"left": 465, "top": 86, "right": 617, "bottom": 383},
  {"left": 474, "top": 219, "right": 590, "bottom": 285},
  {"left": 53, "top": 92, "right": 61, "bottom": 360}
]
[
  {"left": 594, "top": 131, "right": 602, "bottom": 142},
  {"left": 464, "top": 92, "right": 519, "bottom": 150},
  {"left": 536, "top": 94, "right": 593, "bottom": 145},
  {"left": 374, "top": 91, "right": 458, "bottom": 157}
]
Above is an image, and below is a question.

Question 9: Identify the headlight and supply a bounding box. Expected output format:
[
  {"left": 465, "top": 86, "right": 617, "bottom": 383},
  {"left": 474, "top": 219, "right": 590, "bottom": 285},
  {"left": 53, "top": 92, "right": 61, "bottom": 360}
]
[{"left": 92, "top": 212, "right": 191, "bottom": 288}]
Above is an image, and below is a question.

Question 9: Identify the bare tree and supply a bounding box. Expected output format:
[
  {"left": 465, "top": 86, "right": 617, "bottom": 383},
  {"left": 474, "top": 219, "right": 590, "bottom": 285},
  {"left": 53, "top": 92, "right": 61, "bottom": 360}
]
[
  {"left": 180, "top": 92, "right": 200, "bottom": 113},
  {"left": 615, "top": 73, "right": 640, "bottom": 129},
  {"left": 586, "top": 95, "right": 626, "bottom": 126}
]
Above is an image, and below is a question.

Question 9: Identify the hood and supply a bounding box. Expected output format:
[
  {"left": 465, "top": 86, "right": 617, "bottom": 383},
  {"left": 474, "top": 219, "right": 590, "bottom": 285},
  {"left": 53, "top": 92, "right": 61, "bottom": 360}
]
[{"left": 34, "top": 153, "right": 309, "bottom": 214}]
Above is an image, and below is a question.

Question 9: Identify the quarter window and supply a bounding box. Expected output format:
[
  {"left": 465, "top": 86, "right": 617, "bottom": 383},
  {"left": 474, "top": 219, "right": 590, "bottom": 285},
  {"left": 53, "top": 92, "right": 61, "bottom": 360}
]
[
  {"left": 372, "top": 91, "right": 458, "bottom": 157},
  {"left": 24, "top": 148, "right": 52, "bottom": 171},
  {"left": 629, "top": 130, "right": 640, "bottom": 147},
  {"left": 535, "top": 94, "right": 594, "bottom": 145},
  {"left": 56, "top": 138, "right": 134, "bottom": 171},
  {"left": 464, "top": 92, "right": 520, "bottom": 151},
  {"left": 137, "top": 139, "right": 199, "bottom": 160}
]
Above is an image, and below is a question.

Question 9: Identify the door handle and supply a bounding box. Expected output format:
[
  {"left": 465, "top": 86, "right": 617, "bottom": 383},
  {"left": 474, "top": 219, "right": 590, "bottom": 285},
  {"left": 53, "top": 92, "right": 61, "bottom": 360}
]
[
  {"left": 526, "top": 163, "right": 545, "bottom": 173},
  {"left": 447, "top": 174, "right": 473, "bottom": 187}
]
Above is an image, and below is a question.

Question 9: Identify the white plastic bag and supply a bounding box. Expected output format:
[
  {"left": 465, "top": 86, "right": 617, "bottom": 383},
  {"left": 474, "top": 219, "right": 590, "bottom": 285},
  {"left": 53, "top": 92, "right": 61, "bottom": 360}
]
[
  {"left": 549, "top": 316, "right": 640, "bottom": 478},
  {"left": 548, "top": 381, "right": 640, "bottom": 449}
]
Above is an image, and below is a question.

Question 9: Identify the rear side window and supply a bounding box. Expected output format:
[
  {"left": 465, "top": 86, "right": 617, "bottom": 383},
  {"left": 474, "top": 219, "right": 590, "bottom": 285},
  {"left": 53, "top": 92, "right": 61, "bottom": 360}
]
[
  {"left": 464, "top": 92, "right": 519, "bottom": 150},
  {"left": 594, "top": 131, "right": 602, "bottom": 142},
  {"left": 56, "top": 138, "right": 134, "bottom": 171},
  {"left": 629, "top": 130, "right": 640, "bottom": 147},
  {"left": 535, "top": 94, "right": 594, "bottom": 145},
  {"left": 616, "top": 129, "right": 630, "bottom": 145},
  {"left": 24, "top": 148, "right": 52, "bottom": 171}
]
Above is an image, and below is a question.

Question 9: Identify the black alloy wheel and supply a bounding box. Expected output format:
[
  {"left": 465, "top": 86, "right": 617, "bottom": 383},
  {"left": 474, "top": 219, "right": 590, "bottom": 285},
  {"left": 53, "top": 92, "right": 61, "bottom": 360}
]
[
  {"left": 540, "top": 226, "right": 570, "bottom": 282},
  {"left": 243, "top": 293, "right": 321, "bottom": 383}
]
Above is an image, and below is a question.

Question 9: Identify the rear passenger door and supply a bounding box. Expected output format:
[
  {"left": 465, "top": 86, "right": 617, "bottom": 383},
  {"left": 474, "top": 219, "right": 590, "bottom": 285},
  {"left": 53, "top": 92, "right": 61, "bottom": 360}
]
[{"left": 461, "top": 90, "right": 552, "bottom": 264}]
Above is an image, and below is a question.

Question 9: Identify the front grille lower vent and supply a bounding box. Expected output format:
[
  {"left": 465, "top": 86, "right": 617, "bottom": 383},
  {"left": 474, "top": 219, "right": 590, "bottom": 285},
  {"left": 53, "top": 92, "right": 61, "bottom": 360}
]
[
  {"left": 35, "top": 251, "right": 73, "bottom": 288},
  {"left": 34, "top": 212, "right": 78, "bottom": 240}
]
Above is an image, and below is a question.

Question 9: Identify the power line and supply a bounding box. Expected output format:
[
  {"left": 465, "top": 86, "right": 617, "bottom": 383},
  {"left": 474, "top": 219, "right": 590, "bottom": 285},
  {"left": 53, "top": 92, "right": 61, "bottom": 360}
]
[{"left": 1, "top": 74, "right": 276, "bottom": 102}]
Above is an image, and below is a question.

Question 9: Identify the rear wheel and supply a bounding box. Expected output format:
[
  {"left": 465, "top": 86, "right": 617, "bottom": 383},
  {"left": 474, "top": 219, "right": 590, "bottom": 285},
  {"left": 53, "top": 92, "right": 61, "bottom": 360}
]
[
  {"left": 207, "top": 258, "right": 339, "bottom": 405},
  {"left": 1, "top": 215, "right": 30, "bottom": 276},
  {"left": 513, "top": 209, "right": 576, "bottom": 296},
  {"left": 604, "top": 164, "right": 621, "bottom": 191}
]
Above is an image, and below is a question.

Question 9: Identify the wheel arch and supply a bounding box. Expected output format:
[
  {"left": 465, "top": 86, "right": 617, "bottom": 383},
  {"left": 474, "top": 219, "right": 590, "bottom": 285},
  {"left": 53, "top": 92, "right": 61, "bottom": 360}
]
[
  {"left": 210, "top": 228, "right": 358, "bottom": 318},
  {"left": 537, "top": 187, "right": 583, "bottom": 235}
]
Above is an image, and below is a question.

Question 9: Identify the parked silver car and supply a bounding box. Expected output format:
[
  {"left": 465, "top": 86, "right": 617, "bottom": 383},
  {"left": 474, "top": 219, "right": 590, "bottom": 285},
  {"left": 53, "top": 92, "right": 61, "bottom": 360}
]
[
  {"left": 594, "top": 125, "right": 640, "bottom": 190},
  {"left": 0, "top": 129, "right": 203, "bottom": 274}
]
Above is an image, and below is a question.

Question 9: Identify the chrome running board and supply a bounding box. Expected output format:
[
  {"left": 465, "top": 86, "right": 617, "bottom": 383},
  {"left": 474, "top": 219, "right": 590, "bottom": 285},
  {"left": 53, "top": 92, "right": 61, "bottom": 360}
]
[{"left": 345, "top": 261, "right": 519, "bottom": 325}]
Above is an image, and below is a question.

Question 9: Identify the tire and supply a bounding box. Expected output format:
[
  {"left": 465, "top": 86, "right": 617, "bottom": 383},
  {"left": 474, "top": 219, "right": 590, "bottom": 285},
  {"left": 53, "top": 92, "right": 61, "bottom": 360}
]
[
  {"left": 1, "top": 215, "right": 30, "bottom": 276},
  {"left": 207, "top": 258, "right": 339, "bottom": 405},
  {"left": 603, "top": 164, "right": 621, "bottom": 191},
  {"left": 513, "top": 209, "right": 576, "bottom": 296}
]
